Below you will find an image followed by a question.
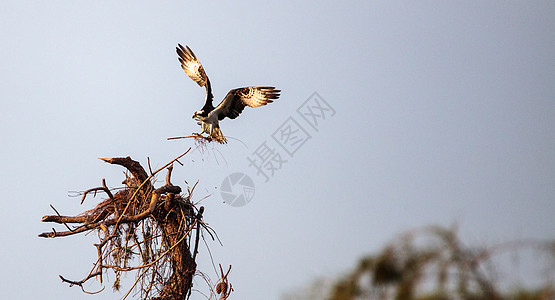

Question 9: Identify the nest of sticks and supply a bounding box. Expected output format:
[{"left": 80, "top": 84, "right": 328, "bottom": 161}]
[
  {"left": 39, "top": 151, "right": 225, "bottom": 299},
  {"left": 167, "top": 133, "right": 227, "bottom": 145}
]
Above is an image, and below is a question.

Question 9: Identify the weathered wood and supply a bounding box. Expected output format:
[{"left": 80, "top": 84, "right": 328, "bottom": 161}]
[{"left": 39, "top": 153, "right": 200, "bottom": 299}]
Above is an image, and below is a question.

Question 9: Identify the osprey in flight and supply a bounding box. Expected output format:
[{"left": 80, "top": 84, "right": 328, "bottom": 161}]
[{"left": 176, "top": 44, "right": 280, "bottom": 143}]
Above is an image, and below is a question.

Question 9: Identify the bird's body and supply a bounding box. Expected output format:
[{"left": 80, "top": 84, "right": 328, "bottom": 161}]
[{"left": 176, "top": 44, "right": 280, "bottom": 143}]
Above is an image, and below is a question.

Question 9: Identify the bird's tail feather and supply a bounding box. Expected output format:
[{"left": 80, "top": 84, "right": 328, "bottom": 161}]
[{"left": 211, "top": 127, "right": 227, "bottom": 144}]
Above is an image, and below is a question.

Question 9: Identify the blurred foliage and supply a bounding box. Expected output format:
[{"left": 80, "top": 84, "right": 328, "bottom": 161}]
[{"left": 283, "top": 225, "right": 554, "bottom": 300}]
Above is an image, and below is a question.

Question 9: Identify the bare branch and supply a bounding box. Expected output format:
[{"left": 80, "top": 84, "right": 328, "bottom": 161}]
[
  {"left": 166, "top": 164, "right": 174, "bottom": 186},
  {"left": 59, "top": 272, "right": 102, "bottom": 288},
  {"left": 193, "top": 206, "right": 204, "bottom": 262},
  {"left": 99, "top": 156, "right": 150, "bottom": 185}
]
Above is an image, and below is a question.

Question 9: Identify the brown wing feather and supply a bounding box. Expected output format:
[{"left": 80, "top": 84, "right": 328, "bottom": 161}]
[
  {"left": 176, "top": 44, "right": 208, "bottom": 87},
  {"left": 214, "top": 87, "right": 281, "bottom": 120}
]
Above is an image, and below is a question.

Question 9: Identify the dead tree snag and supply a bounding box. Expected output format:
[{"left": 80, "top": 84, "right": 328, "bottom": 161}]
[{"left": 39, "top": 150, "right": 223, "bottom": 299}]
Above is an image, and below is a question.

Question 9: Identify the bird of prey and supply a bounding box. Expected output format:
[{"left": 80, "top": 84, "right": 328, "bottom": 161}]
[{"left": 176, "top": 44, "right": 280, "bottom": 144}]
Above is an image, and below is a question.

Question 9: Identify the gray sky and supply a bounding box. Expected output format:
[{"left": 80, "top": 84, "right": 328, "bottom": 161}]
[{"left": 1, "top": 1, "right": 554, "bottom": 299}]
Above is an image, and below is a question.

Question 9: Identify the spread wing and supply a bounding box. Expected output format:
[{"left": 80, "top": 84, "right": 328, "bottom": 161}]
[
  {"left": 213, "top": 87, "right": 281, "bottom": 120},
  {"left": 176, "top": 44, "right": 208, "bottom": 87},
  {"left": 176, "top": 44, "right": 214, "bottom": 111}
]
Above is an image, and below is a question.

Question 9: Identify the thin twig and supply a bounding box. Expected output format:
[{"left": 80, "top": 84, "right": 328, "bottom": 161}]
[
  {"left": 49, "top": 205, "right": 74, "bottom": 232},
  {"left": 121, "top": 264, "right": 151, "bottom": 300},
  {"left": 147, "top": 157, "right": 153, "bottom": 176},
  {"left": 80, "top": 179, "right": 115, "bottom": 205},
  {"left": 192, "top": 206, "right": 204, "bottom": 262},
  {"left": 59, "top": 271, "right": 102, "bottom": 287}
]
